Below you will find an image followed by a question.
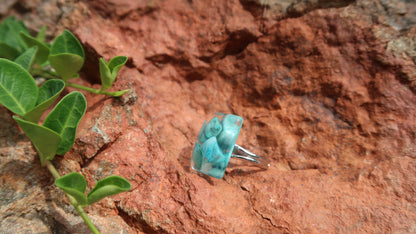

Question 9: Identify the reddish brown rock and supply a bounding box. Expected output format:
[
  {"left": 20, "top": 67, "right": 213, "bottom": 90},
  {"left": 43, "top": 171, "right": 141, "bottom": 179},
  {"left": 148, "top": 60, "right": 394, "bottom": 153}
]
[{"left": 1, "top": 0, "right": 416, "bottom": 233}]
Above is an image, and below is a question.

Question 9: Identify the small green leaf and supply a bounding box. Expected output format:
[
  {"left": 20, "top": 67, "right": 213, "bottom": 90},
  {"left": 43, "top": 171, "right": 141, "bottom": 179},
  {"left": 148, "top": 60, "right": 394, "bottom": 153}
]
[
  {"left": 20, "top": 32, "right": 50, "bottom": 65},
  {"left": 14, "top": 46, "right": 38, "bottom": 71},
  {"left": 0, "top": 59, "right": 38, "bottom": 115},
  {"left": 99, "top": 58, "right": 111, "bottom": 90},
  {"left": 108, "top": 56, "right": 128, "bottom": 75},
  {"left": 36, "top": 25, "right": 47, "bottom": 42},
  {"left": 87, "top": 175, "right": 131, "bottom": 205},
  {"left": 49, "top": 30, "right": 85, "bottom": 80},
  {"left": 55, "top": 172, "right": 88, "bottom": 206},
  {"left": 13, "top": 116, "right": 61, "bottom": 166},
  {"left": 106, "top": 89, "right": 130, "bottom": 97},
  {"left": 99, "top": 56, "right": 127, "bottom": 91},
  {"left": 43, "top": 91, "right": 87, "bottom": 155},
  {"left": 0, "top": 17, "right": 29, "bottom": 58},
  {"left": 23, "top": 79, "right": 65, "bottom": 123}
]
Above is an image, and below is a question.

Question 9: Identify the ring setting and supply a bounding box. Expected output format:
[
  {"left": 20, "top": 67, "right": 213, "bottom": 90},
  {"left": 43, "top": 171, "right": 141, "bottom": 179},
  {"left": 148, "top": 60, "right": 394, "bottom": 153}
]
[{"left": 191, "top": 113, "right": 269, "bottom": 179}]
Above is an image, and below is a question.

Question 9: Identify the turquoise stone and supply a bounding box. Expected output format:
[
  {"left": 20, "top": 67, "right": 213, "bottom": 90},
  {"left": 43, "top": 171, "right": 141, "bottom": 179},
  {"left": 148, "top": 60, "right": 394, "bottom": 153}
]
[
  {"left": 196, "top": 121, "right": 207, "bottom": 143},
  {"left": 197, "top": 117, "right": 223, "bottom": 143},
  {"left": 191, "top": 114, "right": 243, "bottom": 179},
  {"left": 217, "top": 114, "right": 243, "bottom": 155}
]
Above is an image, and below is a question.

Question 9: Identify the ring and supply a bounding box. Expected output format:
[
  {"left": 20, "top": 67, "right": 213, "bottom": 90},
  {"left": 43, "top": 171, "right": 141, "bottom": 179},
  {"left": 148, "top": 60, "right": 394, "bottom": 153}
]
[{"left": 191, "top": 113, "right": 270, "bottom": 179}]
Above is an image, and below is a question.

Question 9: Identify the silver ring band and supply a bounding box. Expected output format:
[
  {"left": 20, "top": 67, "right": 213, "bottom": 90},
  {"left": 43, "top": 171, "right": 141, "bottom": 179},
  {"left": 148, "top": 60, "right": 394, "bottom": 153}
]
[{"left": 231, "top": 144, "right": 270, "bottom": 169}]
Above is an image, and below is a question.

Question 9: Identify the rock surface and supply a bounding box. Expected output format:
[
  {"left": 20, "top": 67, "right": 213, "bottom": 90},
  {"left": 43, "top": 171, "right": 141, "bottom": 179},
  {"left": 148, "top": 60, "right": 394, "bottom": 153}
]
[{"left": 1, "top": 0, "right": 416, "bottom": 233}]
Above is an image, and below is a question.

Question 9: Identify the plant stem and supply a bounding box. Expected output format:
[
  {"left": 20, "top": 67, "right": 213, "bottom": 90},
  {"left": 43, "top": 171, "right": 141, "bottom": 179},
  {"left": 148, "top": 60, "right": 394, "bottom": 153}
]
[
  {"left": 32, "top": 68, "right": 61, "bottom": 79},
  {"left": 42, "top": 69, "right": 60, "bottom": 77},
  {"left": 31, "top": 69, "right": 128, "bottom": 97},
  {"left": 45, "top": 160, "right": 60, "bottom": 180},
  {"left": 66, "top": 82, "right": 100, "bottom": 94},
  {"left": 66, "top": 82, "right": 129, "bottom": 97},
  {"left": 73, "top": 203, "right": 100, "bottom": 234},
  {"left": 45, "top": 160, "right": 100, "bottom": 234}
]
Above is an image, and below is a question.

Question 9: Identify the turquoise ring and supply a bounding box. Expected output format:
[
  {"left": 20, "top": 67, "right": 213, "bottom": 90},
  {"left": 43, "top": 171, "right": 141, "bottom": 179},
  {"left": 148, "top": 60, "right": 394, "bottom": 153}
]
[{"left": 191, "top": 113, "right": 270, "bottom": 179}]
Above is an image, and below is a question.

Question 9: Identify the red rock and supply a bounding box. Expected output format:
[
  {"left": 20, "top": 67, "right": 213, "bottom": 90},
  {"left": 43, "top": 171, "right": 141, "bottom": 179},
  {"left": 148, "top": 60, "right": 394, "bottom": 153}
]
[{"left": 1, "top": 0, "right": 416, "bottom": 233}]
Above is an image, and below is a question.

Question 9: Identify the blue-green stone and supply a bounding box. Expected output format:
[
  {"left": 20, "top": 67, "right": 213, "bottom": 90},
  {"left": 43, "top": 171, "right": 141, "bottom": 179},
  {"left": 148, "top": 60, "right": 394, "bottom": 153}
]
[
  {"left": 201, "top": 137, "right": 224, "bottom": 163},
  {"left": 191, "top": 114, "right": 243, "bottom": 179},
  {"left": 217, "top": 114, "right": 243, "bottom": 154},
  {"left": 191, "top": 143, "right": 203, "bottom": 170},
  {"left": 196, "top": 121, "right": 207, "bottom": 143},
  {"left": 197, "top": 117, "right": 222, "bottom": 143},
  {"left": 204, "top": 117, "right": 222, "bottom": 139}
]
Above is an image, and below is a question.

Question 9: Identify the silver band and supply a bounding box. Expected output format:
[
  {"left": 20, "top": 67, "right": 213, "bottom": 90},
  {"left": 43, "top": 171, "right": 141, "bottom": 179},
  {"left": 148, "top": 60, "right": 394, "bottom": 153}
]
[{"left": 231, "top": 144, "right": 270, "bottom": 169}]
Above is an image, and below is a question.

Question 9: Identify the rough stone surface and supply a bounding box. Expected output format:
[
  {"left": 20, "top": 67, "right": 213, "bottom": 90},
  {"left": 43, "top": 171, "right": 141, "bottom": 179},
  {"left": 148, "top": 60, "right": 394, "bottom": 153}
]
[{"left": 1, "top": 0, "right": 416, "bottom": 233}]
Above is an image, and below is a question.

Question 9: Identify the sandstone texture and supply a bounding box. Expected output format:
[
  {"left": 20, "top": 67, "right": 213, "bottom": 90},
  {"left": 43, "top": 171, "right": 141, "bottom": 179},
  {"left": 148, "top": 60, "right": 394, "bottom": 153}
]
[{"left": 1, "top": 0, "right": 416, "bottom": 233}]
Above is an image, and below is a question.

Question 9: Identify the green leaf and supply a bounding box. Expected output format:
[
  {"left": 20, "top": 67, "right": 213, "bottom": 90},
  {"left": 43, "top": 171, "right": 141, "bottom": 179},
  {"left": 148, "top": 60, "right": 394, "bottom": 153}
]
[
  {"left": 108, "top": 56, "right": 128, "bottom": 75},
  {"left": 43, "top": 91, "right": 87, "bottom": 155},
  {"left": 50, "top": 30, "right": 84, "bottom": 57},
  {"left": 13, "top": 116, "right": 61, "bottom": 166},
  {"left": 99, "top": 58, "right": 111, "bottom": 90},
  {"left": 87, "top": 175, "right": 131, "bottom": 205},
  {"left": 0, "top": 17, "right": 29, "bottom": 58},
  {"left": 14, "top": 46, "right": 38, "bottom": 71},
  {"left": 106, "top": 89, "right": 130, "bottom": 97},
  {"left": 0, "top": 42, "right": 20, "bottom": 59},
  {"left": 55, "top": 172, "right": 88, "bottom": 206},
  {"left": 37, "top": 79, "right": 66, "bottom": 105},
  {"left": 36, "top": 25, "right": 47, "bottom": 42},
  {"left": 49, "top": 54, "right": 83, "bottom": 80},
  {"left": 99, "top": 56, "right": 127, "bottom": 91},
  {"left": 20, "top": 32, "right": 50, "bottom": 65},
  {"left": 23, "top": 79, "right": 65, "bottom": 123},
  {"left": 49, "top": 30, "right": 85, "bottom": 80},
  {"left": 0, "top": 59, "right": 38, "bottom": 115}
]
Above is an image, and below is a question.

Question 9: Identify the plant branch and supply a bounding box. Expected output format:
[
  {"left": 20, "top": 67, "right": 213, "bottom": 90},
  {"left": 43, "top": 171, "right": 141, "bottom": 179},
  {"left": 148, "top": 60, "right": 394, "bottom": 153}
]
[
  {"left": 66, "top": 82, "right": 129, "bottom": 97},
  {"left": 45, "top": 160, "right": 100, "bottom": 234},
  {"left": 73, "top": 202, "right": 100, "bottom": 234},
  {"left": 31, "top": 70, "right": 129, "bottom": 97},
  {"left": 32, "top": 68, "right": 61, "bottom": 79},
  {"left": 66, "top": 82, "right": 100, "bottom": 94},
  {"left": 45, "top": 160, "right": 60, "bottom": 180}
]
